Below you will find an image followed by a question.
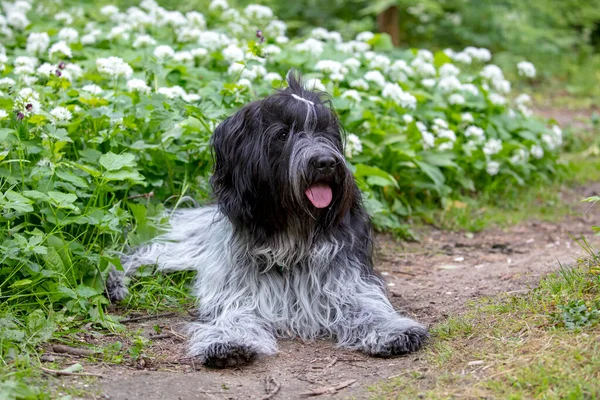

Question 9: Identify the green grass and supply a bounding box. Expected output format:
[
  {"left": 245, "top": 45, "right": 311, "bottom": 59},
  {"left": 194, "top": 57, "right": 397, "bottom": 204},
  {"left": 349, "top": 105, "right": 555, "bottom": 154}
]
[{"left": 370, "top": 251, "right": 600, "bottom": 399}]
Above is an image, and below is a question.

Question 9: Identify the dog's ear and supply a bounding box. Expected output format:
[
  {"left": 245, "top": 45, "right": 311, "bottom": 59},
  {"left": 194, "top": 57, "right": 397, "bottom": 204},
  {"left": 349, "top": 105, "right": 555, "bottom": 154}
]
[{"left": 210, "top": 101, "right": 270, "bottom": 234}]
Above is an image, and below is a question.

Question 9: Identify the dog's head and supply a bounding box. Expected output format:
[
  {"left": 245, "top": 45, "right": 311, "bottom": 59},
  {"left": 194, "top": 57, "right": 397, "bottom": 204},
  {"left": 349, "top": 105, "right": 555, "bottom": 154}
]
[{"left": 210, "top": 72, "right": 356, "bottom": 240}]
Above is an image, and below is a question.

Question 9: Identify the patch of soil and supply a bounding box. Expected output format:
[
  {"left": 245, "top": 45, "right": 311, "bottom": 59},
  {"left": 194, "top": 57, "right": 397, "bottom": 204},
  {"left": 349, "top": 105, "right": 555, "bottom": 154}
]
[{"left": 50, "top": 112, "right": 599, "bottom": 400}]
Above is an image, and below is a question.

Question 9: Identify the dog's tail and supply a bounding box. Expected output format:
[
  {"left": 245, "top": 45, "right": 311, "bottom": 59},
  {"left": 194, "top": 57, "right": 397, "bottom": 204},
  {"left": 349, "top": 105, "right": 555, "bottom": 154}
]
[{"left": 105, "top": 205, "right": 227, "bottom": 302}]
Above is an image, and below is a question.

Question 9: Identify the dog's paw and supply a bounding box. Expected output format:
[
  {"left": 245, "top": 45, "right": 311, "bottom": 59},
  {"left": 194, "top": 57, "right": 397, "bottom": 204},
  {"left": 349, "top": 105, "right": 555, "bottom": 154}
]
[
  {"left": 105, "top": 265, "right": 129, "bottom": 302},
  {"left": 369, "top": 326, "right": 429, "bottom": 357},
  {"left": 200, "top": 342, "right": 258, "bottom": 368}
]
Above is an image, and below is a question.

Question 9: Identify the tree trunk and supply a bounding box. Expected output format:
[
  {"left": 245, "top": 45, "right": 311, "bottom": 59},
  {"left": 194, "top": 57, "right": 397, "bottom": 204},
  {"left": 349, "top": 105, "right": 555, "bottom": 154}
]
[{"left": 377, "top": 5, "right": 400, "bottom": 47}]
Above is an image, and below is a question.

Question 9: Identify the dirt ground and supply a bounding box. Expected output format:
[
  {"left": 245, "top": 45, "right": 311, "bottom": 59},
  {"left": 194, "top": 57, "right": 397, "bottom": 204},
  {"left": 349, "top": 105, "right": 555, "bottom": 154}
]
[{"left": 45, "top": 110, "right": 600, "bottom": 400}]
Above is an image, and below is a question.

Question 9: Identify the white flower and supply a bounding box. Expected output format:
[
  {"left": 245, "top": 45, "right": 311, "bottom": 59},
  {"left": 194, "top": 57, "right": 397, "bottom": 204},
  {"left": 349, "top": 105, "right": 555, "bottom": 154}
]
[
  {"left": 0, "top": 53, "right": 7, "bottom": 71},
  {"left": 311, "top": 28, "right": 342, "bottom": 43},
  {"left": 369, "top": 54, "right": 391, "bottom": 71},
  {"left": 37, "top": 63, "right": 56, "bottom": 77},
  {"left": 306, "top": 78, "right": 326, "bottom": 92},
  {"left": 26, "top": 32, "right": 50, "bottom": 54},
  {"left": 240, "top": 65, "right": 267, "bottom": 81},
  {"left": 108, "top": 25, "right": 131, "bottom": 41},
  {"left": 438, "top": 142, "right": 454, "bottom": 151},
  {"left": 481, "top": 64, "right": 504, "bottom": 81},
  {"left": 350, "top": 78, "right": 369, "bottom": 91},
  {"left": 489, "top": 93, "right": 506, "bottom": 106},
  {"left": 96, "top": 57, "right": 133, "bottom": 78},
  {"left": 0, "top": 110, "right": 7, "bottom": 119},
  {"left": 198, "top": 31, "right": 231, "bottom": 52},
  {"left": 263, "top": 72, "right": 282, "bottom": 83},
  {"left": 341, "top": 89, "right": 361, "bottom": 102},
  {"left": 315, "top": 60, "right": 345, "bottom": 76},
  {"left": 191, "top": 48, "right": 208, "bottom": 58},
  {"left": 14, "top": 88, "right": 41, "bottom": 117},
  {"left": 174, "top": 51, "right": 194, "bottom": 63},
  {"left": 48, "top": 41, "right": 72, "bottom": 59},
  {"left": 7, "top": 11, "right": 29, "bottom": 30},
  {"left": 0, "top": 77, "right": 15, "bottom": 87},
  {"left": 295, "top": 38, "right": 324, "bottom": 57},
  {"left": 158, "top": 85, "right": 186, "bottom": 99},
  {"left": 416, "top": 49, "right": 433, "bottom": 62},
  {"left": 421, "top": 78, "right": 436, "bottom": 88},
  {"left": 54, "top": 11, "right": 73, "bottom": 24},
  {"left": 154, "top": 45, "right": 175, "bottom": 61},
  {"left": 63, "top": 64, "right": 82, "bottom": 80},
  {"left": 264, "top": 45, "right": 281, "bottom": 55},
  {"left": 448, "top": 93, "right": 465, "bottom": 105},
  {"left": 486, "top": 161, "right": 500, "bottom": 176},
  {"left": 209, "top": 0, "right": 229, "bottom": 11},
  {"left": 438, "top": 76, "right": 462, "bottom": 93},
  {"left": 127, "top": 78, "right": 151, "bottom": 94},
  {"left": 438, "top": 129, "right": 456, "bottom": 142},
  {"left": 266, "top": 20, "right": 287, "bottom": 37},
  {"left": 100, "top": 5, "right": 120, "bottom": 16},
  {"left": 421, "top": 131, "right": 435, "bottom": 149},
  {"left": 461, "top": 84, "right": 479, "bottom": 96},
  {"left": 517, "top": 61, "right": 536, "bottom": 78},
  {"left": 461, "top": 112, "right": 474, "bottom": 123},
  {"left": 483, "top": 138, "right": 503, "bottom": 155},
  {"left": 364, "top": 70, "right": 386, "bottom": 87},
  {"left": 515, "top": 93, "right": 531, "bottom": 105},
  {"left": 411, "top": 58, "right": 436, "bottom": 77},
  {"left": 356, "top": 31, "right": 374, "bottom": 42},
  {"left": 510, "top": 148, "right": 529, "bottom": 164},
  {"left": 381, "top": 83, "right": 416, "bottom": 109},
  {"left": 345, "top": 133, "right": 363, "bottom": 158},
  {"left": 222, "top": 44, "right": 245, "bottom": 62},
  {"left": 465, "top": 125, "right": 485, "bottom": 139},
  {"left": 403, "top": 114, "right": 413, "bottom": 124},
  {"left": 58, "top": 27, "right": 79, "bottom": 43},
  {"left": 81, "top": 33, "right": 98, "bottom": 45},
  {"left": 464, "top": 47, "right": 492, "bottom": 62},
  {"left": 237, "top": 78, "right": 251, "bottom": 88},
  {"left": 244, "top": 4, "right": 273, "bottom": 19},
  {"left": 81, "top": 84, "right": 103, "bottom": 95},
  {"left": 453, "top": 51, "right": 472, "bottom": 64},
  {"left": 433, "top": 118, "right": 448, "bottom": 129},
  {"left": 276, "top": 36, "right": 289, "bottom": 44},
  {"left": 50, "top": 106, "right": 72, "bottom": 123},
  {"left": 439, "top": 63, "right": 460, "bottom": 77},
  {"left": 531, "top": 145, "right": 544, "bottom": 159},
  {"left": 227, "top": 62, "right": 244, "bottom": 76},
  {"left": 416, "top": 122, "right": 428, "bottom": 132}
]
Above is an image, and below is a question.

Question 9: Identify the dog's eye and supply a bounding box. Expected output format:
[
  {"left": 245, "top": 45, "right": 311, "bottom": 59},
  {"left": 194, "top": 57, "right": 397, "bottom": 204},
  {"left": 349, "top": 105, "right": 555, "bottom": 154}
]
[{"left": 279, "top": 131, "right": 288, "bottom": 141}]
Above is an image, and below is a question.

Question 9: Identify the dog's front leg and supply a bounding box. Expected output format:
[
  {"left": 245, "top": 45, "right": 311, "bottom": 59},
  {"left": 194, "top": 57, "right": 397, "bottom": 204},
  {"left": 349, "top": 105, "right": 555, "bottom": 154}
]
[
  {"left": 333, "top": 277, "right": 429, "bottom": 357},
  {"left": 187, "top": 309, "right": 278, "bottom": 368}
]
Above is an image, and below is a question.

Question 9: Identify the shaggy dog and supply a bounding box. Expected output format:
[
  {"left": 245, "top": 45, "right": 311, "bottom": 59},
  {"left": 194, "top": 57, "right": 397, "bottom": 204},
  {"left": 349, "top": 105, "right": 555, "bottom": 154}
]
[{"left": 106, "top": 73, "right": 428, "bottom": 368}]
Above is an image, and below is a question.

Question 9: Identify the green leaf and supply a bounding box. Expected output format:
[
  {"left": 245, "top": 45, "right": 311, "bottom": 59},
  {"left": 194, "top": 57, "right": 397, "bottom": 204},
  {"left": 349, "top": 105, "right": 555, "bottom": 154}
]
[
  {"left": 99, "top": 152, "right": 137, "bottom": 171},
  {"left": 75, "top": 285, "right": 100, "bottom": 298},
  {"left": 10, "top": 279, "right": 33, "bottom": 288},
  {"left": 103, "top": 169, "right": 145, "bottom": 183},
  {"left": 48, "top": 191, "right": 79, "bottom": 211},
  {"left": 414, "top": 160, "right": 446, "bottom": 188},
  {"left": 354, "top": 164, "right": 398, "bottom": 188},
  {"left": 3, "top": 190, "right": 34, "bottom": 213}
]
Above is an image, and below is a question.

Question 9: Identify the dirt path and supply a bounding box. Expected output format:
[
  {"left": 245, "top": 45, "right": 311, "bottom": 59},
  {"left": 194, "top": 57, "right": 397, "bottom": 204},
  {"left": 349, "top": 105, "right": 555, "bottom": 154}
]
[{"left": 67, "top": 184, "right": 599, "bottom": 400}]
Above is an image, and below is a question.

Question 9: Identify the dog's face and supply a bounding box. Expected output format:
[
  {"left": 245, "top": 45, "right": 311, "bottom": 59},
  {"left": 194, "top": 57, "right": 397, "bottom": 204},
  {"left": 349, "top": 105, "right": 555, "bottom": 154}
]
[{"left": 210, "top": 73, "right": 356, "bottom": 240}]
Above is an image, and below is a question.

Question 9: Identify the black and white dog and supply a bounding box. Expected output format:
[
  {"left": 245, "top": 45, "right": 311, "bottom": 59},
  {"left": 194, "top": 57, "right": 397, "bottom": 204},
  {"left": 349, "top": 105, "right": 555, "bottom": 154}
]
[{"left": 107, "top": 72, "right": 428, "bottom": 368}]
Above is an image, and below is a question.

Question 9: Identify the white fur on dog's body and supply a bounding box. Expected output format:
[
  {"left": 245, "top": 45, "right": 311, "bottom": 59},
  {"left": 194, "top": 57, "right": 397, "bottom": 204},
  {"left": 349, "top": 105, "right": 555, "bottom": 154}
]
[{"left": 121, "top": 206, "right": 424, "bottom": 359}]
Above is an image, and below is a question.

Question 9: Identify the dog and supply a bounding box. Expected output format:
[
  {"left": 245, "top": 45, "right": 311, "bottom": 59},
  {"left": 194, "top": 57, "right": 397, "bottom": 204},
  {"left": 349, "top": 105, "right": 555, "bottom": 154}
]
[{"left": 106, "top": 72, "right": 428, "bottom": 368}]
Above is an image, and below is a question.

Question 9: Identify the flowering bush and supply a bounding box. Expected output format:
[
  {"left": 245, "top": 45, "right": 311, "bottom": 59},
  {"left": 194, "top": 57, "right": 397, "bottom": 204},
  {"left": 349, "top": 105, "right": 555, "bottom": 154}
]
[{"left": 0, "top": 0, "right": 564, "bottom": 354}]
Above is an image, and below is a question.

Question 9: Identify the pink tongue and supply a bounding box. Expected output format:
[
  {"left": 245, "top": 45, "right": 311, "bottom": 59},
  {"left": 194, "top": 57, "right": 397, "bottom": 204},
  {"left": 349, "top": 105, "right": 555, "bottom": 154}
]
[{"left": 305, "top": 184, "right": 333, "bottom": 208}]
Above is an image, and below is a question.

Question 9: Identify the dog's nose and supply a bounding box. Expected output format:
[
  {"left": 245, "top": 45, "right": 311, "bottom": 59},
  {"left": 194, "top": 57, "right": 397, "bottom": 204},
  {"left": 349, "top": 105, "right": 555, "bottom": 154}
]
[{"left": 313, "top": 156, "right": 336, "bottom": 172}]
